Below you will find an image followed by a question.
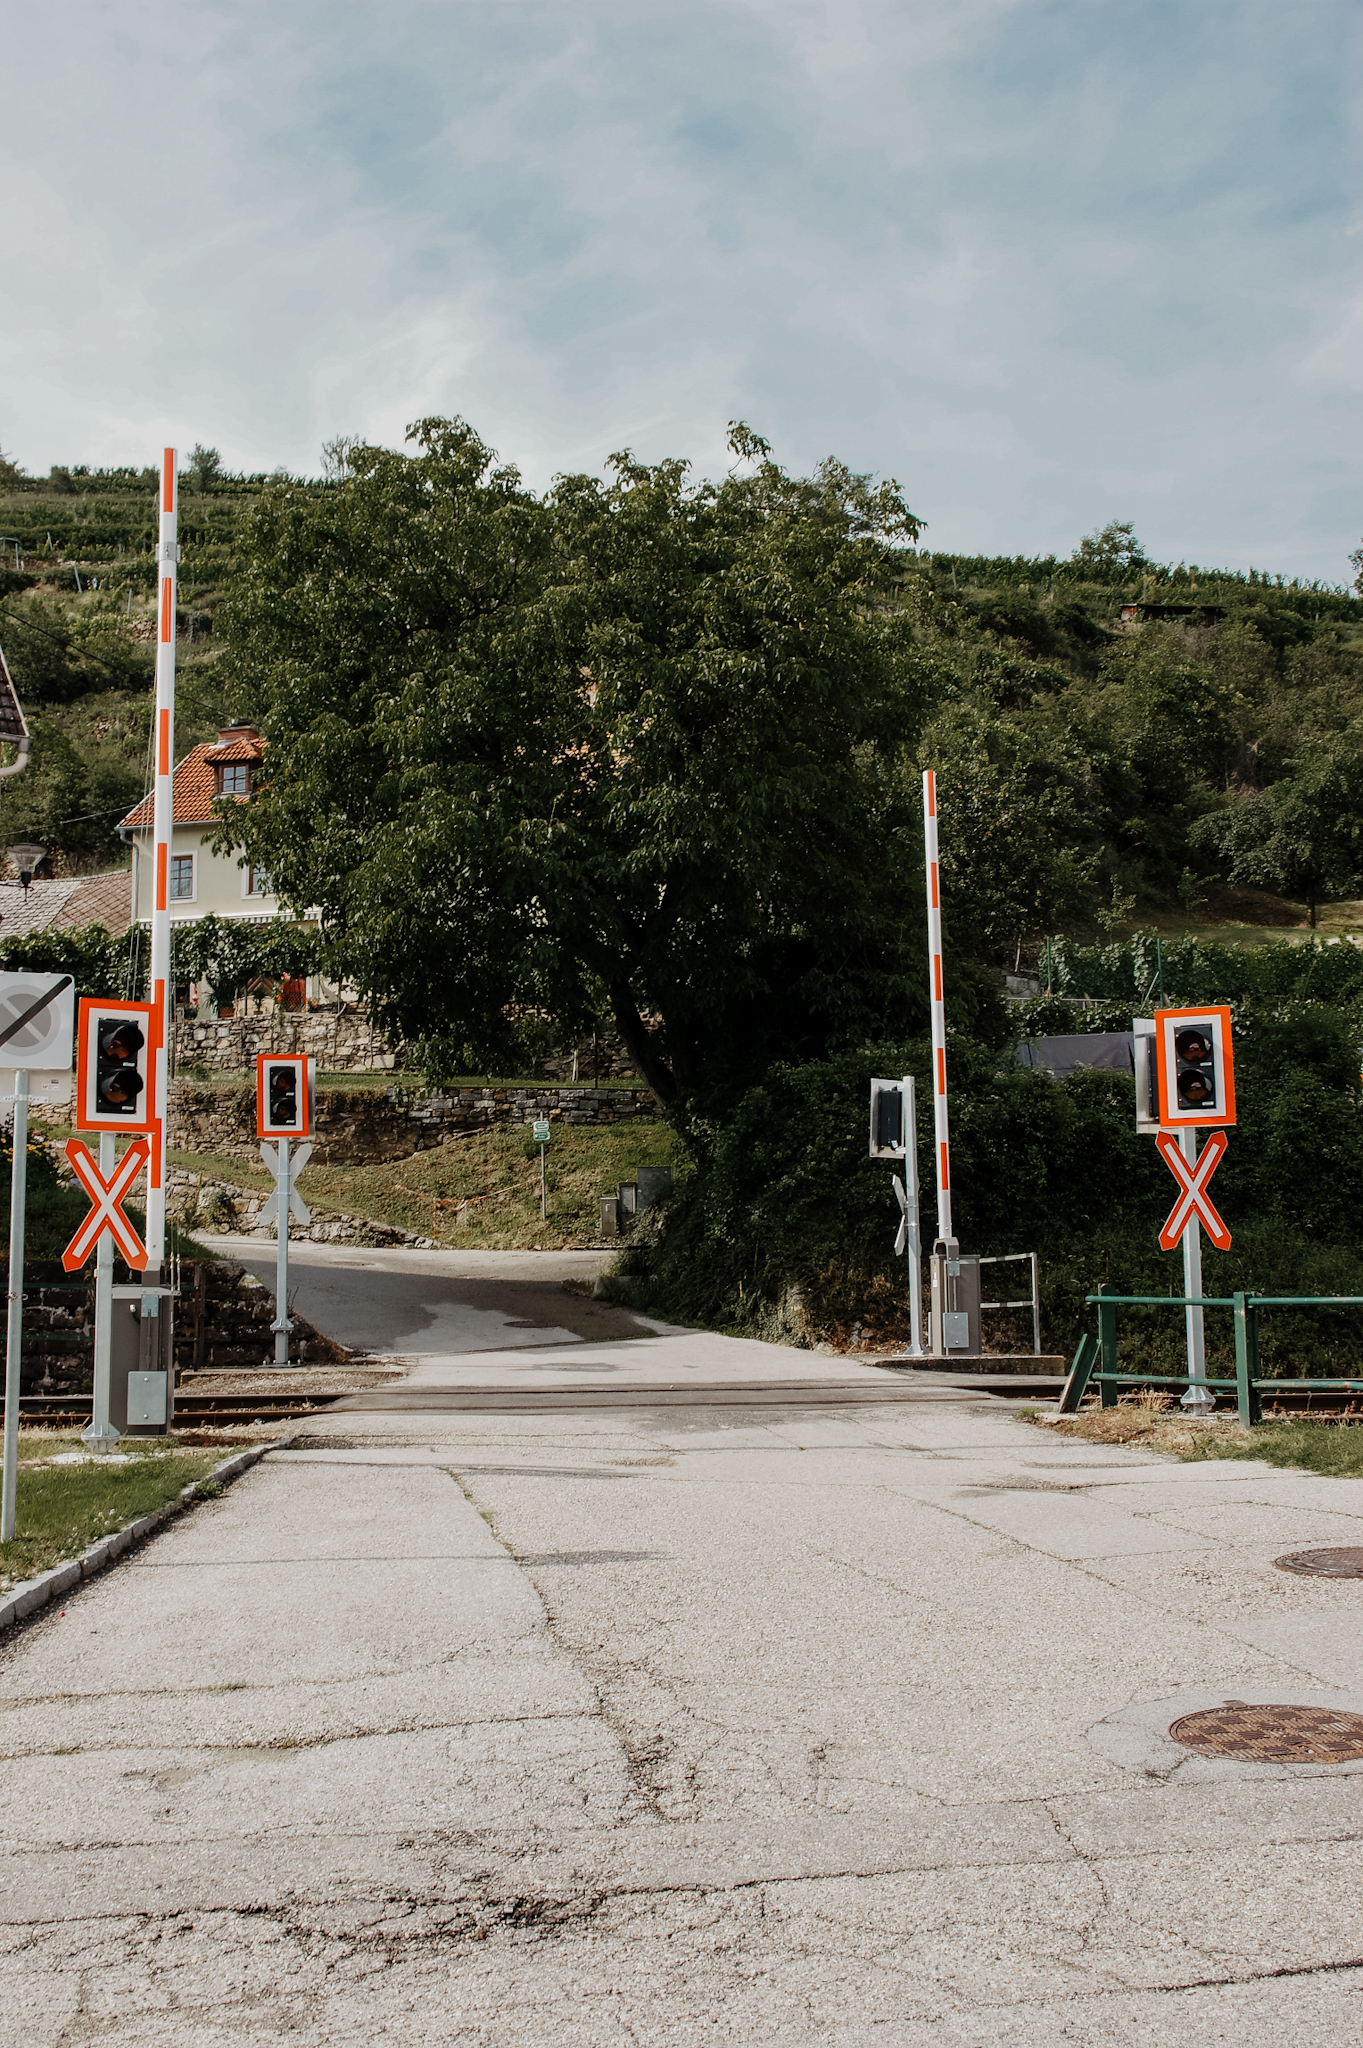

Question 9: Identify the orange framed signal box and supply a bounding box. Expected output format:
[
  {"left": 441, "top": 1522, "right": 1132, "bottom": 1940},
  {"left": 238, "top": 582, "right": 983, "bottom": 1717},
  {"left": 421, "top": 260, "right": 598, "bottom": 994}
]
[
  {"left": 256, "top": 1054, "right": 313, "bottom": 1138},
  {"left": 75, "top": 998, "right": 158, "bottom": 1134},
  {"left": 1153, "top": 1005, "right": 1236, "bottom": 1130}
]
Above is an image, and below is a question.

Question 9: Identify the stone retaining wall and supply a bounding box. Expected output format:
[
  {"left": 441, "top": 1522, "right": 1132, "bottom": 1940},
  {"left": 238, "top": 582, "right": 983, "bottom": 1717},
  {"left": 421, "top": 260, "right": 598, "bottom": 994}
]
[
  {"left": 165, "top": 1166, "right": 433, "bottom": 1250},
  {"left": 166, "top": 1081, "right": 658, "bottom": 1167},
  {"left": 173, "top": 1012, "right": 409, "bottom": 1074}
]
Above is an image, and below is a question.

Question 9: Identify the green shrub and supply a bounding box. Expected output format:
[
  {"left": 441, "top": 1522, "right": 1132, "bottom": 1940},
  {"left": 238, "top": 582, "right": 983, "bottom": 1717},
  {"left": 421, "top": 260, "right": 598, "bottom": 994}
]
[{"left": 635, "top": 1031, "right": 1363, "bottom": 1366}]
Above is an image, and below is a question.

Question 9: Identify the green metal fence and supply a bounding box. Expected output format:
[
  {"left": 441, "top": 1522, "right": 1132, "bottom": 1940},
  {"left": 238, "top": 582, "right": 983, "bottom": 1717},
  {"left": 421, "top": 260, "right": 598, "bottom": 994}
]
[{"left": 1059, "top": 1282, "right": 1363, "bottom": 1427}]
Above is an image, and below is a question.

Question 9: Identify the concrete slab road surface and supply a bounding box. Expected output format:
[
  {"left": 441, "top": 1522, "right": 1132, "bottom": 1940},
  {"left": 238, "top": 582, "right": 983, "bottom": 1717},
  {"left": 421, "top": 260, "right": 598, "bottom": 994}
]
[{"left": 2, "top": 1272, "right": 1363, "bottom": 2042}]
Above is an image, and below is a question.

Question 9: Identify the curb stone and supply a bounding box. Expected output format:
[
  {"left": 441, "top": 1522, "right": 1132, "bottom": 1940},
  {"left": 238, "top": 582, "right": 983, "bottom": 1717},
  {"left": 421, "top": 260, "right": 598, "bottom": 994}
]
[{"left": 0, "top": 1438, "right": 296, "bottom": 1635}]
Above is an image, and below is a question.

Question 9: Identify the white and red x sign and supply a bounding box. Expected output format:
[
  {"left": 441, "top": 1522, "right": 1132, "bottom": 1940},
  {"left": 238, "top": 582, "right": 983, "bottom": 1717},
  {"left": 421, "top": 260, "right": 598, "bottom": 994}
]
[
  {"left": 61, "top": 1137, "right": 149, "bottom": 1272},
  {"left": 1156, "top": 1129, "right": 1231, "bottom": 1252}
]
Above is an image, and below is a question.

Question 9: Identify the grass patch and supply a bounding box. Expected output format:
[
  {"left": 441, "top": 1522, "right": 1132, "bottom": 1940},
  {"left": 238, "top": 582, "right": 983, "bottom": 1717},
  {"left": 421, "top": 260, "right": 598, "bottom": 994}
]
[
  {"left": 168, "top": 1068, "right": 645, "bottom": 1093},
  {"left": 0, "top": 1444, "right": 225, "bottom": 1592},
  {"left": 166, "top": 1146, "right": 271, "bottom": 1189},
  {"left": 1029, "top": 1404, "right": 1363, "bottom": 1475},
  {"left": 1182, "top": 1419, "right": 1363, "bottom": 1477},
  {"left": 299, "top": 1121, "right": 683, "bottom": 1249},
  {"left": 162, "top": 1118, "right": 681, "bottom": 1248}
]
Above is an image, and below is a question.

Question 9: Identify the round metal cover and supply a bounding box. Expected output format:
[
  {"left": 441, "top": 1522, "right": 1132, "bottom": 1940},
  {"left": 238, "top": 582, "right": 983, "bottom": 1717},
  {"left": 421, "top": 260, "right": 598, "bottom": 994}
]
[
  {"left": 1274, "top": 1545, "right": 1363, "bottom": 1578},
  {"left": 1169, "top": 1701, "right": 1363, "bottom": 1764}
]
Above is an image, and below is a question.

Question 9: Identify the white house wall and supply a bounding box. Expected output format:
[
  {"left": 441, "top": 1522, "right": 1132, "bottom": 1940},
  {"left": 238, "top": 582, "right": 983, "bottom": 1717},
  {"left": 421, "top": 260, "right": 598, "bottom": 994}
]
[{"left": 130, "top": 828, "right": 280, "bottom": 924}]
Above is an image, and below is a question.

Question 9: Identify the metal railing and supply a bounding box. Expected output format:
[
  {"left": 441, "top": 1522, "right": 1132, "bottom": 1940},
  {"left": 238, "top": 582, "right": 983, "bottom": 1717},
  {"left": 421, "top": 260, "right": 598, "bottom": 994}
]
[
  {"left": 1059, "top": 1284, "right": 1363, "bottom": 1426},
  {"left": 978, "top": 1251, "right": 1041, "bottom": 1356}
]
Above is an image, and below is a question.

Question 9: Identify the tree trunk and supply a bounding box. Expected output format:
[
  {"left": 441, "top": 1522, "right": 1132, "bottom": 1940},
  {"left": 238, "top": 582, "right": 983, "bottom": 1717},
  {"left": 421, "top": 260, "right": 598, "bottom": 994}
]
[
  {"left": 607, "top": 983, "right": 677, "bottom": 1106},
  {"left": 1308, "top": 893, "right": 1318, "bottom": 929}
]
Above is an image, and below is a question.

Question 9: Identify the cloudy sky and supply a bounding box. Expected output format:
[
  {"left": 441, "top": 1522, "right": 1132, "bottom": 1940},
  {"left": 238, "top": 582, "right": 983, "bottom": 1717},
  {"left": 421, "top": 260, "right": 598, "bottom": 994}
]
[{"left": 2, "top": 1, "right": 1359, "bottom": 578}]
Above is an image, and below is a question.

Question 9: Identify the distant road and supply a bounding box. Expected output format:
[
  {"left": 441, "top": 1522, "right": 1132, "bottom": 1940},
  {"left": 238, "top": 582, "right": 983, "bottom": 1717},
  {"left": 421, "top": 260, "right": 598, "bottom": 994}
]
[{"left": 215, "top": 1240, "right": 648, "bottom": 1356}]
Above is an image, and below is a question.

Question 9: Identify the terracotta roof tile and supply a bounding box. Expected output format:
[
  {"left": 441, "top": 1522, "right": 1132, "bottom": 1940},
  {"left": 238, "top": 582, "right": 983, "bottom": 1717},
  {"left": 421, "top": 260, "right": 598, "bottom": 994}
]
[
  {"left": 50, "top": 870, "right": 132, "bottom": 933},
  {"left": 120, "top": 736, "right": 263, "bottom": 831},
  {"left": 203, "top": 735, "right": 265, "bottom": 764}
]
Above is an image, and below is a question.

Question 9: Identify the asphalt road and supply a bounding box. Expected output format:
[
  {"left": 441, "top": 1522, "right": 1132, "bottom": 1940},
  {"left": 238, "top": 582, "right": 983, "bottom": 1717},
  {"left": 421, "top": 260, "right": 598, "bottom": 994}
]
[{"left": 217, "top": 1239, "right": 649, "bottom": 1355}]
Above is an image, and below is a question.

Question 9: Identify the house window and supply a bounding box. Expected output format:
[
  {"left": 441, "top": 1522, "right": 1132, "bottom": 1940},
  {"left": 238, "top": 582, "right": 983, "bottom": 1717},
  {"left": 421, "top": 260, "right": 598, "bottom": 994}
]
[
  {"left": 219, "top": 762, "right": 251, "bottom": 796},
  {"left": 168, "top": 854, "right": 195, "bottom": 900},
  {"left": 245, "top": 865, "right": 271, "bottom": 898}
]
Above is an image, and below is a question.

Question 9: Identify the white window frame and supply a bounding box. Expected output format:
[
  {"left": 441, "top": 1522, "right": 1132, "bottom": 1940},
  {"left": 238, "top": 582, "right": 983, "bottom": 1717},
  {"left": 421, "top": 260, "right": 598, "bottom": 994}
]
[
  {"left": 219, "top": 762, "right": 251, "bottom": 797},
  {"left": 167, "top": 851, "right": 196, "bottom": 904}
]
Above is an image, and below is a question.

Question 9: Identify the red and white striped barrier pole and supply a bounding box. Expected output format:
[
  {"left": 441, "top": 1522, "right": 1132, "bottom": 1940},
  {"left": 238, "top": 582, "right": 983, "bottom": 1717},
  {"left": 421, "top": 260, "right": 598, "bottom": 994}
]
[
  {"left": 922, "top": 770, "right": 952, "bottom": 1248},
  {"left": 147, "top": 447, "right": 178, "bottom": 1273}
]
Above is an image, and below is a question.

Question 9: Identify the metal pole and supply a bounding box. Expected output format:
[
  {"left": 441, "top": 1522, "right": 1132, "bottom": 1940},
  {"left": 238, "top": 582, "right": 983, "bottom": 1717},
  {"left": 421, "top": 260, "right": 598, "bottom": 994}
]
[
  {"left": 1030, "top": 1250, "right": 1041, "bottom": 1358},
  {"left": 146, "top": 447, "right": 178, "bottom": 1279},
  {"left": 274, "top": 1134, "right": 290, "bottom": 1365},
  {"left": 1179, "top": 1127, "right": 1212, "bottom": 1411},
  {"left": 83, "top": 1132, "right": 120, "bottom": 1454},
  {"left": 922, "top": 771, "right": 953, "bottom": 1248},
  {"left": 903, "top": 1074, "right": 925, "bottom": 1358},
  {"left": 540, "top": 1142, "right": 547, "bottom": 1221},
  {"left": 2, "top": 1071, "right": 28, "bottom": 1540}
]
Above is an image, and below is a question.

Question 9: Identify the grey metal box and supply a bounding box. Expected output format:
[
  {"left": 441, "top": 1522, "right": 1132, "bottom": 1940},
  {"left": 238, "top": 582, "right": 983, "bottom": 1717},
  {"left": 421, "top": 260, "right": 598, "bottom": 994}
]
[
  {"left": 635, "top": 1166, "right": 674, "bottom": 1211},
  {"left": 943, "top": 1311, "right": 972, "bottom": 1351},
  {"left": 126, "top": 1371, "right": 168, "bottom": 1427}
]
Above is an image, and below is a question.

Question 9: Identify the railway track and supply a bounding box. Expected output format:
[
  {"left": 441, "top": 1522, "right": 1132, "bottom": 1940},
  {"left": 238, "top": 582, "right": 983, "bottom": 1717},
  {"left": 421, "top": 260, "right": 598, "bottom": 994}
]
[{"left": 5, "top": 1392, "right": 337, "bottom": 1431}]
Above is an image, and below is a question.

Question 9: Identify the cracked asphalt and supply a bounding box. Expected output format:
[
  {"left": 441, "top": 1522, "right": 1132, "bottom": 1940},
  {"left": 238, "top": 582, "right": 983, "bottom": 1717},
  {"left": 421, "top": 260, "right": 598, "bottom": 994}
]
[{"left": 3, "top": 1282, "right": 1363, "bottom": 2043}]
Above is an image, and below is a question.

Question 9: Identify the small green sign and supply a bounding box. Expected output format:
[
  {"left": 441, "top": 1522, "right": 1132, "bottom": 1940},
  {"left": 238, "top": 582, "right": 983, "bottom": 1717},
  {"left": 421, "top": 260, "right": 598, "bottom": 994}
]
[{"left": 532, "top": 1119, "right": 551, "bottom": 1143}]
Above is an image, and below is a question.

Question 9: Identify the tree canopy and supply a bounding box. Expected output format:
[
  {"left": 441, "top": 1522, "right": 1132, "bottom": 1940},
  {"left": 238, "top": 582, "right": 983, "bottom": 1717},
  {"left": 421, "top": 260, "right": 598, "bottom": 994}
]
[{"left": 220, "top": 419, "right": 929, "bottom": 1105}]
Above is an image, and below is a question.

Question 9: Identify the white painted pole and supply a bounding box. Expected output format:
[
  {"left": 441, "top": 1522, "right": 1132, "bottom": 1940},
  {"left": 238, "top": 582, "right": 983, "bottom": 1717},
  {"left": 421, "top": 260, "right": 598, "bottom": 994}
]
[
  {"left": 146, "top": 447, "right": 178, "bottom": 1277},
  {"left": 903, "top": 1074, "right": 925, "bottom": 1358},
  {"left": 1179, "top": 1127, "right": 1212, "bottom": 1411},
  {"left": 82, "top": 1132, "right": 120, "bottom": 1454},
  {"left": 274, "top": 1134, "right": 290, "bottom": 1365},
  {"left": 2, "top": 1072, "right": 28, "bottom": 1540},
  {"left": 922, "top": 771, "right": 953, "bottom": 1247}
]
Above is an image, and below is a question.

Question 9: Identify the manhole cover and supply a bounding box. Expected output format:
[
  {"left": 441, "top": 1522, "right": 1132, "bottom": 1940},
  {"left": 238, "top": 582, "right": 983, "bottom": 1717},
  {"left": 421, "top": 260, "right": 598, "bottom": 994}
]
[
  {"left": 1169, "top": 1701, "right": 1363, "bottom": 1764},
  {"left": 1274, "top": 1546, "right": 1363, "bottom": 1578}
]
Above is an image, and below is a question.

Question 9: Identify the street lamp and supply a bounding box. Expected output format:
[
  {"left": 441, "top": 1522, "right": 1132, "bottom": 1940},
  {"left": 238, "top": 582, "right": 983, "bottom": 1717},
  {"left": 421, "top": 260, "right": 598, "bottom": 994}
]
[{"left": 8, "top": 843, "right": 46, "bottom": 896}]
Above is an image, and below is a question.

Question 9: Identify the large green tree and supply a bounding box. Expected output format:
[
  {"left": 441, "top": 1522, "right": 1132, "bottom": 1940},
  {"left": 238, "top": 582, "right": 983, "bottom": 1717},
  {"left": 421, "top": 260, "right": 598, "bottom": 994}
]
[
  {"left": 220, "top": 420, "right": 928, "bottom": 1104},
  {"left": 1192, "top": 726, "right": 1363, "bottom": 926}
]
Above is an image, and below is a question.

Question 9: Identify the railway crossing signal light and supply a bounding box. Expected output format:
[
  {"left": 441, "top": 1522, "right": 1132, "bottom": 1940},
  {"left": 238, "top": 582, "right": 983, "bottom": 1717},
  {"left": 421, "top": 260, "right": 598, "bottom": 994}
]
[
  {"left": 869, "top": 1077, "right": 906, "bottom": 1158},
  {"left": 269, "top": 1064, "right": 298, "bottom": 1127},
  {"left": 256, "top": 1054, "right": 313, "bottom": 1139},
  {"left": 1173, "top": 1025, "right": 1216, "bottom": 1110},
  {"left": 1151, "top": 1006, "right": 1236, "bottom": 1129},
  {"left": 97, "top": 1018, "right": 145, "bottom": 1113},
  {"left": 76, "top": 998, "right": 156, "bottom": 1132}
]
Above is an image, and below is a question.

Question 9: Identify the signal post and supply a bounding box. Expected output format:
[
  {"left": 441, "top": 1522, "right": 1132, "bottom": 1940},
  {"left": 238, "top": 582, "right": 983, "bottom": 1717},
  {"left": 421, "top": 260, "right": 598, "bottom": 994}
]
[
  {"left": 257, "top": 1056, "right": 313, "bottom": 1365},
  {"left": 70, "top": 998, "right": 160, "bottom": 1441},
  {"left": 1135, "top": 1006, "right": 1236, "bottom": 1413}
]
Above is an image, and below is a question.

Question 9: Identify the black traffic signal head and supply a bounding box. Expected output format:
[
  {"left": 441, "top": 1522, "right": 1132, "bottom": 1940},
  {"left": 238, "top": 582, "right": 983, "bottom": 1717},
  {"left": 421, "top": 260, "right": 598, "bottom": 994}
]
[
  {"left": 1173, "top": 1026, "right": 1216, "bottom": 1110},
  {"left": 267, "top": 1063, "right": 298, "bottom": 1127},
  {"left": 96, "top": 1015, "right": 145, "bottom": 1114}
]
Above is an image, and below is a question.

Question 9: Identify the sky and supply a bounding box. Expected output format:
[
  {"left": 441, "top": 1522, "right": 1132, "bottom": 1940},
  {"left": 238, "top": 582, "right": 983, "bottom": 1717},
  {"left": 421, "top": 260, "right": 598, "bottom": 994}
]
[{"left": 1, "top": 0, "right": 1360, "bottom": 581}]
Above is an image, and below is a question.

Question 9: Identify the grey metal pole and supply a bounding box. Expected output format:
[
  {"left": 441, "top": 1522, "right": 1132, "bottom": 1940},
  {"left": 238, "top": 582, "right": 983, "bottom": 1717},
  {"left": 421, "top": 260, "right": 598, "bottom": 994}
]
[
  {"left": 904, "top": 1074, "right": 925, "bottom": 1358},
  {"left": 83, "top": 1132, "right": 120, "bottom": 1454},
  {"left": 1030, "top": 1251, "right": 1041, "bottom": 1358},
  {"left": 2, "top": 1071, "right": 28, "bottom": 1540},
  {"left": 540, "top": 1142, "right": 547, "bottom": 1221},
  {"left": 273, "top": 1134, "right": 290, "bottom": 1365}
]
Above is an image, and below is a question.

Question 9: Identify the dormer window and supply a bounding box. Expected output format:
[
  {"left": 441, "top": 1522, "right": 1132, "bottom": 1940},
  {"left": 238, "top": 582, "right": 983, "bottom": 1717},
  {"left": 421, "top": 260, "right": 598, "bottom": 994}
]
[{"left": 217, "top": 762, "right": 250, "bottom": 796}]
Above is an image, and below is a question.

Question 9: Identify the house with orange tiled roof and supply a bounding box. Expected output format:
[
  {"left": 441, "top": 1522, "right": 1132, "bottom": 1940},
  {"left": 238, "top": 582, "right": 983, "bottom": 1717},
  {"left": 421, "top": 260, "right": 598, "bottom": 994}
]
[{"left": 118, "top": 722, "right": 283, "bottom": 926}]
